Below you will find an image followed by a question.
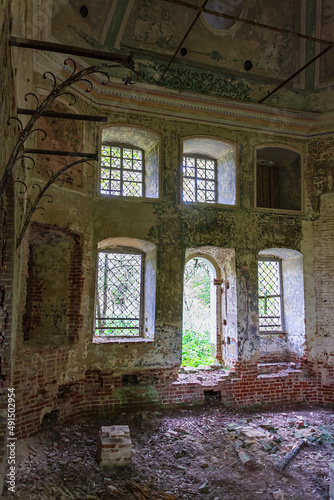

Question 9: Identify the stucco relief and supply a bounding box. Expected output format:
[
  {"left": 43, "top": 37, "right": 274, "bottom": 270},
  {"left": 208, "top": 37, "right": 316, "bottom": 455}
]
[{"left": 133, "top": 0, "right": 176, "bottom": 50}]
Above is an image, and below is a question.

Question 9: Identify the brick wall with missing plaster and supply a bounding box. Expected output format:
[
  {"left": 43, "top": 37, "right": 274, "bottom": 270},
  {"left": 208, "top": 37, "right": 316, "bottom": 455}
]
[
  {"left": 23, "top": 224, "right": 84, "bottom": 344},
  {"left": 313, "top": 194, "right": 334, "bottom": 391},
  {"left": 12, "top": 362, "right": 334, "bottom": 439}
]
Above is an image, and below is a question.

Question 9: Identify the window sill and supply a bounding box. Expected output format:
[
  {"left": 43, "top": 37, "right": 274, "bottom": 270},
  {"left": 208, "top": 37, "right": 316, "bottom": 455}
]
[
  {"left": 259, "top": 331, "right": 287, "bottom": 335},
  {"left": 254, "top": 206, "right": 304, "bottom": 215},
  {"left": 180, "top": 201, "right": 238, "bottom": 209},
  {"left": 92, "top": 335, "right": 154, "bottom": 344},
  {"left": 96, "top": 194, "right": 161, "bottom": 203}
]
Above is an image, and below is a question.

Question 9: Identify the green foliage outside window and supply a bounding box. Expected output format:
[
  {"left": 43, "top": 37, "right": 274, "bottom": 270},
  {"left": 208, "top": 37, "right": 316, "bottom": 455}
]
[{"left": 182, "top": 258, "right": 216, "bottom": 367}]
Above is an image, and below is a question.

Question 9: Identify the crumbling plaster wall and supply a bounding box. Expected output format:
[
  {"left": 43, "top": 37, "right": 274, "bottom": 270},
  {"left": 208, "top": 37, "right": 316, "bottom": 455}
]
[
  {"left": 305, "top": 135, "right": 334, "bottom": 386},
  {"left": 10, "top": 99, "right": 317, "bottom": 434}
]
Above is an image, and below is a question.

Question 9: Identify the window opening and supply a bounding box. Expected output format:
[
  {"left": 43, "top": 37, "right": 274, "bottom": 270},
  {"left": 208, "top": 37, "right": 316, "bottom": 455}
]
[
  {"left": 256, "top": 147, "right": 302, "bottom": 211},
  {"left": 100, "top": 144, "right": 144, "bottom": 197},
  {"left": 258, "top": 259, "right": 283, "bottom": 332},
  {"left": 182, "top": 155, "right": 217, "bottom": 203},
  {"left": 182, "top": 258, "right": 216, "bottom": 366},
  {"left": 95, "top": 250, "right": 144, "bottom": 336},
  {"left": 202, "top": 0, "right": 248, "bottom": 32}
]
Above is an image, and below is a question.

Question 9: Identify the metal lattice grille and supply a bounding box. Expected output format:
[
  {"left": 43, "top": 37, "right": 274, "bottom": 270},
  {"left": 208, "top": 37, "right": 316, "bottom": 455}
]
[
  {"left": 100, "top": 145, "right": 144, "bottom": 197},
  {"left": 182, "top": 155, "right": 217, "bottom": 203},
  {"left": 95, "top": 251, "right": 143, "bottom": 336},
  {"left": 258, "top": 259, "right": 283, "bottom": 331}
]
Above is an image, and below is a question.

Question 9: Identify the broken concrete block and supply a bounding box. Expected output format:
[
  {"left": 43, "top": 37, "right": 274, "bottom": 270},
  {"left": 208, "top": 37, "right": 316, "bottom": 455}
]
[{"left": 97, "top": 425, "right": 132, "bottom": 467}]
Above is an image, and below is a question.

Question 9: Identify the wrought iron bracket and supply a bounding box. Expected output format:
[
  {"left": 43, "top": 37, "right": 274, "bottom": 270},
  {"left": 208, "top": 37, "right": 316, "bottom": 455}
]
[
  {"left": 16, "top": 158, "right": 93, "bottom": 248},
  {"left": 1, "top": 50, "right": 136, "bottom": 201}
]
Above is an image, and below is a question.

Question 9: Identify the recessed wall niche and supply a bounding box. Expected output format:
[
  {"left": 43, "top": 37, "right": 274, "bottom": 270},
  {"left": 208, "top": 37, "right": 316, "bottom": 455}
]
[
  {"left": 23, "top": 223, "right": 83, "bottom": 345},
  {"left": 255, "top": 147, "right": 302, "bottom": 211}
]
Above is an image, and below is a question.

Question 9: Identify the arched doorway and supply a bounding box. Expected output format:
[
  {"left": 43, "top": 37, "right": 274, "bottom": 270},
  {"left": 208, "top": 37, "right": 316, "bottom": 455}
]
[{"left": 182, "top": 257, "right": 217, "bottom": 367}]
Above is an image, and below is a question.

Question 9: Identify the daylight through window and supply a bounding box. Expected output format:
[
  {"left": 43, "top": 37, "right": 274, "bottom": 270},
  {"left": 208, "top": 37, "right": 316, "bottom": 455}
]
[
  {"left": 182, "top": 155, "right": 217, "bottom": 203},
  {"left": 258, "top": 259, "right": 283, "bottom": 332},
  {"left": 100, "top": 144, "right": 144, "bottom": 197},
  {"left": 95, "top": 251, "right": 144, "bottom": 336}
]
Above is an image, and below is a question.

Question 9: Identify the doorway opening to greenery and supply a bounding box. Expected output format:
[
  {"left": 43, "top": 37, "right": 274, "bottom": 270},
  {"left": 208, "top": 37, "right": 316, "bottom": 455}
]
[{"left": 182, "top": 257, "right": 217, "bottom": 367}]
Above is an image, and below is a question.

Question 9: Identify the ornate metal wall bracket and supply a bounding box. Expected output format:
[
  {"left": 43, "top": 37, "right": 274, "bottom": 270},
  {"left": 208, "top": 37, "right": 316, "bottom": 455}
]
[
  {"left": 16, "top": 157, "right": 93, "bottom": 248},
  {"left": 1, "top": 52, "right": 135, "bottom": 201}
]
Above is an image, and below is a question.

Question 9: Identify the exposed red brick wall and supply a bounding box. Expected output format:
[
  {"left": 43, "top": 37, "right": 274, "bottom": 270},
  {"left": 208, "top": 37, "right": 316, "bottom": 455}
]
[
  {"left": 12, "top": 356, "right": 334, "bottom": 439},
  {"left": 23, "top": 225, "right": 83, "bottom": 344},
  {"left": 312, "top": 194, "right": 334, "bottom": 402}
]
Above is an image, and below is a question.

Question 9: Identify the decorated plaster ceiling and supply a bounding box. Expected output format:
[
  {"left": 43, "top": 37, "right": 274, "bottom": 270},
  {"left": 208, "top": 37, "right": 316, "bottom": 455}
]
[{"left": 45, "top": 0, "right": 334, "bottom": 112}]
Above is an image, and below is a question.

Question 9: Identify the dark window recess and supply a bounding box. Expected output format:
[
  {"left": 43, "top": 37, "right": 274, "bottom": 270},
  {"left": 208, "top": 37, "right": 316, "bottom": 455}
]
[
  {"left": 95, "top": 250, "right": 144, "bottom": 337},
  {"left": 256, "top": 148, "right": 302, "bottom": 211},
  {"left": 41, "top": 409, "right": 60, "bottom": 427},
  {"left": 121, "top": 374, "right": 139, "bottom": 386},
  {"left": 204, "top": 390, "right": 221, "bottom": 404},
  {"left": 182, "top": 155, "right": 217, "bottom": 203},
  {"left": 100, "top": 144, "right": 144, "bottom": 197},
  {"left": 258, "top": 259, "right": 283, "bottom": 332},
  {"left": 257, "top": 163, "right": 279, "bottom": 209}
]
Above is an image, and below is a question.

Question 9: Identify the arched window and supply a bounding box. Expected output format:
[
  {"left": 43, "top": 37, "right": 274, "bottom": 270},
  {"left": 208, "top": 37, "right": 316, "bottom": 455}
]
[
  {"left": 258, "top": 248, "right": 306, "bottom": 360},
  {"left": 181, "top": 137, "right": 237, "bottom": 206},
  {"left": 93, "top": 237, "right": 156, "bottom": 342},
  {"left": 255, "top": 146, "right": 303, "bottom": 212},
  {"left": 100, "top": 144, "right": 145, "bottom": 197},
  {"left": 183, "top": 155, "right": 218, "bottom": 203},
  {"left": 258, "top": 258, "right": 284, "bottom": 332},
  {"left": 99, "top": 126, "right": 161, "bottom": 199}
]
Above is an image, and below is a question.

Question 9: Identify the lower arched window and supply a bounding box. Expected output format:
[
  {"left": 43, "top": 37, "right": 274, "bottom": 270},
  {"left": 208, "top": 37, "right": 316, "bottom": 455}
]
[
  {"left": 93, "top": 238, "right": 156, "bottom": 342},
  {"left": 96, "top": 249, "right": 144, "bottom": 336},
  {"left": 258, "top": 258, "right": 283, "bottom": 332},
  {"left": 258, "top": 248, "right": 306, "bottom": 360}
]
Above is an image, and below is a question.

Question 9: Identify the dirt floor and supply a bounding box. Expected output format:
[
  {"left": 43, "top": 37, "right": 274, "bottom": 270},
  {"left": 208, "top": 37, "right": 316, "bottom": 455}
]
[{"left": 3, "top": 398, "right": 334, "bottom": 500}]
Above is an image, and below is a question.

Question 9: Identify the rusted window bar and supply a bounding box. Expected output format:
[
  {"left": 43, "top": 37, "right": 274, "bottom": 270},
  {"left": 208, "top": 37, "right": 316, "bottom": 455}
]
[
  {"left": 17, "top": 108, "right": 107, "bottom": 122},
  {"left": 9, "top": 36, "right": 134, "bottom": 64},
  {"left": 24, "top": 148, "right": 98, "bottom": 160}
]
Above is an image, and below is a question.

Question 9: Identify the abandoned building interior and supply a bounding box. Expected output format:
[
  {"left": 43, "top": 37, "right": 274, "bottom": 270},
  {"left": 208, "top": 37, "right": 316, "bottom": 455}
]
[{"left": 1, "top": 0, "right": 334, "bottom": 498}]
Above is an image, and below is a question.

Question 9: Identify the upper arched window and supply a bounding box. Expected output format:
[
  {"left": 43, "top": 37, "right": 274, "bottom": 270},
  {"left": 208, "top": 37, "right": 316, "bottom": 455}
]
[
  {"left": 101, "top": 144, "right": 144, "bottom": 197},
  {"left": 255, "top": 146, "right": 303, "bottom": 212},
  {"left": 183, "top": 154, "right": 218, "bottom": 203},
  {"left": 181, "top": 137, "right": 237, "bottom": 206},
  {"left": 99, "top": 126, "right": 161, "bottom": 199}
]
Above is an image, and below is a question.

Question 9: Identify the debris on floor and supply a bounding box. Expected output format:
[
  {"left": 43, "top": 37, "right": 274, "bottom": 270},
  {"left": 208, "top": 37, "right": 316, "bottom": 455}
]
[{"left": 3, "top": 404, "right": 334, "bottom": 499}]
